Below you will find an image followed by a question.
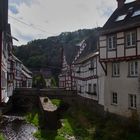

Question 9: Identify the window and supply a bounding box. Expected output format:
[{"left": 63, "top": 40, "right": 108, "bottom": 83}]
[
  {"left": 89, "top": 60, "right": 95, "bottom": 70},
  {"left": 93, "top": 84, "right": 97, "bottom": 95},
  {"left": 132, "top": 10, "right": 140, "bottom": 17},
  {"left": 129, "top": 94, "right": 136, "bottom": 109},
  {"left": 88, "top": 84, "right": 92, "bottom": 93},
  {"left": 112, "top": 92, "right": 118, "bottom": 104},
  {"left": 91, "top": 60, "right": 95, "bottom": 68},
  {"left": 128, "top": 61, "right": 138, "bottom": 76},
  {"left": 108, "top": 35, "right": 116, "bottom": 50},
  {"left": 77, "top": 67, "right": 81, "bottom": 73},
  {"left": 1, "top": 70, "right": 6, "bottom": 88},
  {"left": 112, "top": 63, "right": 120, "bottom": 76},
  {"left": 125, "top": 31, "right": 136, "bottom": 47},
  {"left": 116, "top": 14, "right": 126, "bottom": 21}
]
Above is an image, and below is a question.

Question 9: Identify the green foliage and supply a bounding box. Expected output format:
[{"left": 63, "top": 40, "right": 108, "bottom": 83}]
[
  {"left": 14, "top": 28, "right": 100, "bottom": 79},
  {"left": 32, "top": 74, "right": 46, "bottom": 88},
  {"left": 25, "top": 109, "right": 39, "bottom": 127},
  {"left": 51, "top": 77, "right": 57, "bottom": 87},
  {"left": 51, "top": 99, "right": 62, "bottom": 107},
  {"left": 25, "top": 100, "right": 140, "bottom": 140},
  {"left": 0, "top": 134, "right": 5, "bottom": 140}
]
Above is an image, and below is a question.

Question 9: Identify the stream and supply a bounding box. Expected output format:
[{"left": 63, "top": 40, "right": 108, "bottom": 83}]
[{"left": 0, "top": 115, "right": 37, "bottom": 140}]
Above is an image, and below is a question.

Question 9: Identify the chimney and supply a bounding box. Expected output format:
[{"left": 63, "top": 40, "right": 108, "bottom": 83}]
[{"left": 117, "top": 0, "right": 126, "bottom": 8}]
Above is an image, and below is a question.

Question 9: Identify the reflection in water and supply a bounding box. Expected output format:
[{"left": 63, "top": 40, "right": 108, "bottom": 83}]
[{"left": 0, "top": 115, "right": 37, "bottom": 140}]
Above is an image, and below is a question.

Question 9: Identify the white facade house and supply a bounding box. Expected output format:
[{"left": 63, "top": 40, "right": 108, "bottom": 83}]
[
  {"left": 99, "top": 0, "right": 140, "bottom": 117},
  {"left": 73, "top": 51, "right": 105, "bottom": 106},
  {"left": 72, "top": 29, "right": 105, "bottom": 106},
  {"left": 0, "top": 0, "right": 14, "bottom": 103}
]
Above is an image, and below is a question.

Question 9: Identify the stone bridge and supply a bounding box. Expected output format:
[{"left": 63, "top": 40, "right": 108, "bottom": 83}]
[
  {"left": 12, "top": 88, "right": 104, "bottom": 116},
  {"left": 12, "top": 88, "right": 78, "bottom": 110}
]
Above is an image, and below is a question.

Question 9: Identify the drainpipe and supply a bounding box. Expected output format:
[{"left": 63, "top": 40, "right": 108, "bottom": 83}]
[{"left": 0, "top": 31, "right": 2, "bottom": 103}]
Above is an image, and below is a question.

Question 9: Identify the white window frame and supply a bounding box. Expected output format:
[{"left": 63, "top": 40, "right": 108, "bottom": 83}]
[
  {"left": 112, "top": 92, "right": 118, "bottom": 105},
  {"left": 112, "top": 62, "right": 120, "bottom": 77},
  {"left": 129, "top": 94, "right": 137, "bottom": 109},
  {"left": 128, "top": 61, "right": 138, "bottom": 77},
  {"left": 125, "top": 31, "right": 136, "bottom": 47},
  {"left": 108, "top": 35, "right": 116, "bottom": 50}
]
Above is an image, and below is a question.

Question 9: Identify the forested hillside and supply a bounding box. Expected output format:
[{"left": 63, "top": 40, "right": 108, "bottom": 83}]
[{"left": 14, "top": 28, "right": 100, "bottom": 76}]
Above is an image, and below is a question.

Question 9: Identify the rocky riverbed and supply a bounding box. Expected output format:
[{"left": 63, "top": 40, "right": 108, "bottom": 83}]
[{"left": 0, "top": 115, "right": 37, "bottom": 140}]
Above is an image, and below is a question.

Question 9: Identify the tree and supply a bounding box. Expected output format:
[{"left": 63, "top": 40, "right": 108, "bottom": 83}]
[{"left": 32, "top": 74, "right": 46, "bottom": 89}]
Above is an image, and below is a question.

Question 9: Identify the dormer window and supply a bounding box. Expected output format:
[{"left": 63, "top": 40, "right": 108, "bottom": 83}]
[
  {"left": 115, "top": 14, "right": 126, "bottom": 21},
  {"left": 132, "top": 10, "right": 140, "bottom": 17},
  {"left": 125, "top": 31, "right": 136, "bottom": 47},
  {"left": 108, "top": 35, "right": 116, "bottom": 50}
]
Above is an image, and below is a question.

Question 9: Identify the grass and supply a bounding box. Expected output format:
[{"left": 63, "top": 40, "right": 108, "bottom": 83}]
[
  {"left": 25, "top": 101, "right": 140, "bottom": 140},
  {"left": 25, "top": 109, "right": 39, "bottom": 127},
  {"left": 51, "top": 99, "right": 62, "bottom": 107}
]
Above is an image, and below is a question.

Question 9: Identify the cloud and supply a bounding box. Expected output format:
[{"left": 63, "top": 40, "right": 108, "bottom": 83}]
[
  {"left": 9, "top": 4, "right": 19, "bottom": 14},
  {"left": 9, "top": 0, "right": 128, "bottom": 45},
  {"left": 9, "top": 0, "right": 38, "bottom": 6}
]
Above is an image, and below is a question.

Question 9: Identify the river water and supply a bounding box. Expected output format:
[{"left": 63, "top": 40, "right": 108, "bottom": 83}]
[{"left": 0, "top": 115, "right": 38, "bottom": 140}]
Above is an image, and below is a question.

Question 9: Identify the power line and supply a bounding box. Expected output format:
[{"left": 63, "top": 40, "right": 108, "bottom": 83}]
[{"left": 9, "top": 15, "right": 57, "bottom": 35}]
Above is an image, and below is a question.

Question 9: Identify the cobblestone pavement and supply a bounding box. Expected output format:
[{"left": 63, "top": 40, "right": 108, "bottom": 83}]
[{"left": 0, "top": 115, "right": 37, "bottom": 140}]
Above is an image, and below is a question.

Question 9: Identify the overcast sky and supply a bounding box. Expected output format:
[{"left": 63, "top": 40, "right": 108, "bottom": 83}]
[{"left": 8, "top": 0, "right": 135, "bottom": 45}]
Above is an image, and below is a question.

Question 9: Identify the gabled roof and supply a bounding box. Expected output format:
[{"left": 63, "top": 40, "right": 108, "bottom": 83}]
[
  {"left": 102, "top": 1, "right": 140, "bottom": 34},
  {"left": 75, "top": 51, "right": 99, "bottom": 64},
  {"left": 74, "top": 28, "right": 100, "bottom": 64},
  {"left": 63, "top": 44, "right": 80, "bottom": 65}
]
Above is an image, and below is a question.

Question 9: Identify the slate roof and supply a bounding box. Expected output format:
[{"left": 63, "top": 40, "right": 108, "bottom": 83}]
[
  {"left": 74, "top": 28, "right": 100, "bottom": 64},
  {"left": 102, "top": 1, "right": 140, "bottom": 34},
  {"left": 63, "top": 44, "right": 80, "bottom": 65},
  {"left": 75, "top": 51, "right": 99, "bottom": 64}
]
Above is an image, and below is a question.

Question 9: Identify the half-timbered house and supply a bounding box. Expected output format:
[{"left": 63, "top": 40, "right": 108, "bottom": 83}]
[
  {"left": 72, "top": 30, "right": 105, "bottom": 106},
  {"left": 99, "top": 0, "right": 140, "bottom": 117},
  {"left": 59, "top": 41, "right": 86, "bottom": 90}
]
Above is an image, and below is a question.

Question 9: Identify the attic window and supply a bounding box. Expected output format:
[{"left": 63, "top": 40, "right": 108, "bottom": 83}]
[
  {"left": 115, "top": 14, "right": 126, "bottom": 21},
  {"left": 132, "top": 10, "right": 140, "bottom": 17},
  {"left": 128, "top": 7, "right": 133, "bottom": 11}
]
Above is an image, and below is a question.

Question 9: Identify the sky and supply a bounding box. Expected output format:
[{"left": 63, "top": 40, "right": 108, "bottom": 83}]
[{"left": 8, "top": 0, "right": 135, "bottom": 46}]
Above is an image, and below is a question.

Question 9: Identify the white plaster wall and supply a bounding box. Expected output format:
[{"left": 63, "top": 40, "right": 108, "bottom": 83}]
[
  {"left": 100, "top": 41, "right": 107, "bottom": 47},
  {"left": 97, "top": 58, "right": 105, "bottom": 106},
  {"left": 137, "top": 41, "right": 140, "bottom": 55},
  {"left": 108, "top": 51, "right": 116, "bottom": 58},
  {"left": 100, "top": 48, "right": 106, "bottom": 59},
  {"left": 104, "top": 61, "right": 140, "bottom": 117},
  {"left": 117, "top": 32, "right": 124, "bottom": 38},
  {"left": 99, "top": 36, "right": 106, "bottom": 41},
  {"left": 117, "top": 38, "right": 124, "bottom": 45},
  {"left": 137, "top": 28, "right": 140, "bottom": 40},
  {"left": 117, "top": 45, "right": 124, "bottom": 57},
  {"left": 125, "top": 48, "right": 136, "bottom": 56}
]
